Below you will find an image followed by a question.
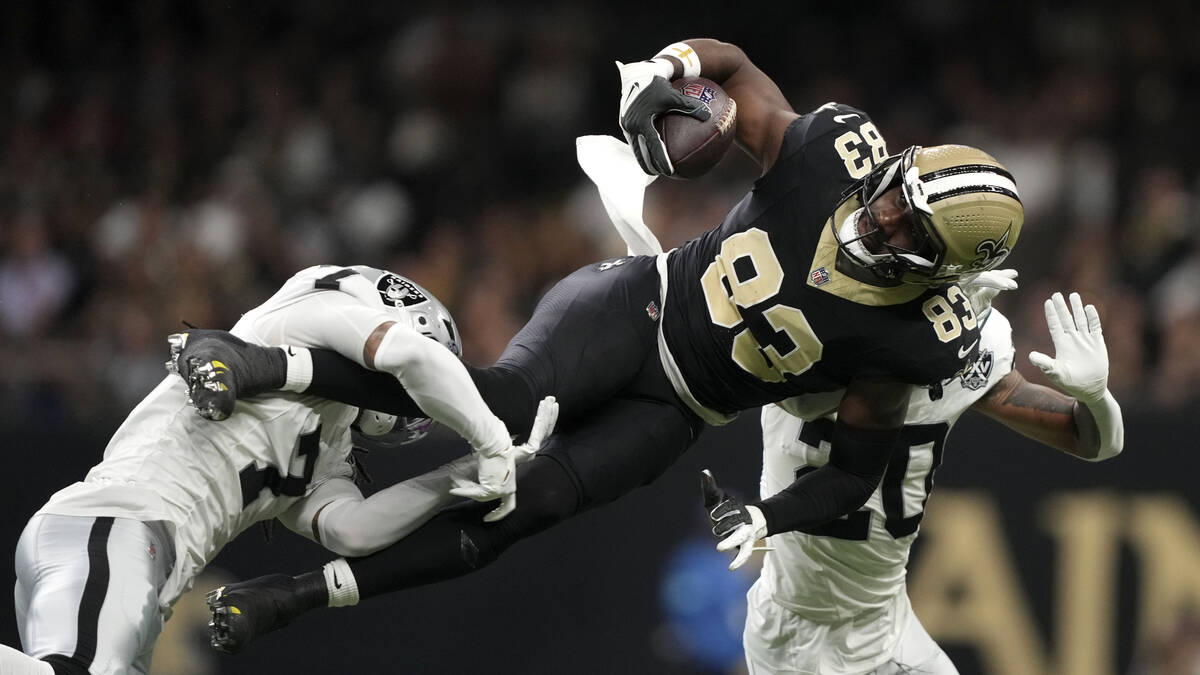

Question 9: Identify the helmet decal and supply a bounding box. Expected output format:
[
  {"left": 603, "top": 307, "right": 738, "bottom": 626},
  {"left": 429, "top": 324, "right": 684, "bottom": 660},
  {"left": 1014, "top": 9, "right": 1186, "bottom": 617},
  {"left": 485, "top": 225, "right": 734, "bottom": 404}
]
[
  {"left": 376, "top": 274, "right": 430, "bottom": 308},
  {"left": 971, "top": 224, "right": 1013, "bottom": 271}
]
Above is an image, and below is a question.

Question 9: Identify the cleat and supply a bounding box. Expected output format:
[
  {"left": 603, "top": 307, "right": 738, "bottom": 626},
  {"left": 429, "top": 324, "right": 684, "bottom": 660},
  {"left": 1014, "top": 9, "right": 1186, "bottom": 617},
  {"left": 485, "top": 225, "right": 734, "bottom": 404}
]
[
  {"left": 165, "top": 330, "right": 287, "bottom": 421},
  {"left": 205, "top": 574, "right": 310, "bottom": 655}
]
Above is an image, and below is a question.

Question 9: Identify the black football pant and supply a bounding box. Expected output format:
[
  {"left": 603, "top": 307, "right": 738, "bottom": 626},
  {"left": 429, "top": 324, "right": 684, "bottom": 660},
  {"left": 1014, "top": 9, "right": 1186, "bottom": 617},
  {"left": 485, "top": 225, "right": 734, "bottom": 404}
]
[{"left": 346, "top": 256, "right": 704, "bottom": 596}]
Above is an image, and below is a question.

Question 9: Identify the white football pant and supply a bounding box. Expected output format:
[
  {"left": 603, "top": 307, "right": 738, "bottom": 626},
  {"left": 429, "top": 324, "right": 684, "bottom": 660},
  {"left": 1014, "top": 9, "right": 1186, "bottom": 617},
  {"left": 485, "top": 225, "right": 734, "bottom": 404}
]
[
  {"left": 743, "top": 578, "right": 958, "bottom": 675},
  {"left": 14, "top": 514, "right": 175, "bottom": 675}
]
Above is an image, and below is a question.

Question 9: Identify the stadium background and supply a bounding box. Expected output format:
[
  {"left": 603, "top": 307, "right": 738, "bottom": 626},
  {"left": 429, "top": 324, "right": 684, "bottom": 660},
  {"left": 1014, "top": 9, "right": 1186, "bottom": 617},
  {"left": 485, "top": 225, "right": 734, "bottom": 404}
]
[{"left": 2, "top": 1, "right": 1198, "bottom": 673}]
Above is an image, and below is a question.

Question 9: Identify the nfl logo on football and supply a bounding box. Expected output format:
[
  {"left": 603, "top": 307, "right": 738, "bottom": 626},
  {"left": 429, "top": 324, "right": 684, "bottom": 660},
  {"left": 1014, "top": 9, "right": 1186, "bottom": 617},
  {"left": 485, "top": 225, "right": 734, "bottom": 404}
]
[{"left": 682, "top": 82, "right": 716, "bottom": 104}]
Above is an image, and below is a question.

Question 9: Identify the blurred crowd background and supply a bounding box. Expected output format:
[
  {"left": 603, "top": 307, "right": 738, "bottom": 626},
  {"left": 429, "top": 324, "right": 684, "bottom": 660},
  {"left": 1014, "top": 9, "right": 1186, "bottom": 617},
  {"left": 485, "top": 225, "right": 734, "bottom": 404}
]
[
  {"left": 3, "top": 2, "right": 1200, "bottom": 674},
  {"left": 3, "top": 0, "right": 1198, "bottom": 427}
]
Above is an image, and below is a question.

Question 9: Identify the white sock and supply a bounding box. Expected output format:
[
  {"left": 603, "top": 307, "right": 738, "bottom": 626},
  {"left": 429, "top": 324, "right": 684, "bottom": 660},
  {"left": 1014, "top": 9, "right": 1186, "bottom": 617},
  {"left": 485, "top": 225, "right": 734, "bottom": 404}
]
[
  {"left": 322, "top": 558, "right": 360, "bottom": 607},
  {"left": 281, "top": 345, "right": 313, "bottom": 392},
  {"left": 0, "top": 645, "right": 54, "bottom": 675}
]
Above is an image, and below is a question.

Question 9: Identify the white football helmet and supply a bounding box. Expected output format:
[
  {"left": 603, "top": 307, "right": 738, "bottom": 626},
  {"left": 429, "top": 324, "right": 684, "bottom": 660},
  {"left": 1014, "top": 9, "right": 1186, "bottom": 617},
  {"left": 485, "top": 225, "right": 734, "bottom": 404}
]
[{"left": 347, "top": 266, "right": 462, "bottom": 446}]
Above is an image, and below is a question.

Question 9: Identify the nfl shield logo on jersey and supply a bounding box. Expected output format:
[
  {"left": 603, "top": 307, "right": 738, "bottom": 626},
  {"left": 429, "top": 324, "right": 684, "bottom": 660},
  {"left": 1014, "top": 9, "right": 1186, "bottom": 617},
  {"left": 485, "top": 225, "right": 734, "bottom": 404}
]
[
  {"left": 810, "top": 267, "right": 831, "bottom": 286},
  {"left": 377, "top": 274, "right": 429, "bottom": 308},
  {"left": 959, "top": 349, "right": 994, "bottom": 391}
]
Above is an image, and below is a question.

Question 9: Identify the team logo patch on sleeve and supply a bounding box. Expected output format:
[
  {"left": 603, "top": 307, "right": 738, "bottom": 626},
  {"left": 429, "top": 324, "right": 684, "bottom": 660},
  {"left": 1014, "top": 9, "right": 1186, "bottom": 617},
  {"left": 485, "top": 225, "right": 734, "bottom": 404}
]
[
  {"left": 810, "top": 267, "right": 831, "bottom": 286},
  {"left": 958, "top": 349, "right": 994, "bottom": 391},
  {"left": 377, "top": 274, "right": 429, "bottom": 308}
]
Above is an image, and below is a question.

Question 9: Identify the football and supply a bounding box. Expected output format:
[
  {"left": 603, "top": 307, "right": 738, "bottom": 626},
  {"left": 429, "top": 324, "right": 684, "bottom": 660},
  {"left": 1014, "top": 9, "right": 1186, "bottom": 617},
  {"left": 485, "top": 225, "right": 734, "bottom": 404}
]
[{"left": 654, "top": 77, "right": 738, "bottom": 179}]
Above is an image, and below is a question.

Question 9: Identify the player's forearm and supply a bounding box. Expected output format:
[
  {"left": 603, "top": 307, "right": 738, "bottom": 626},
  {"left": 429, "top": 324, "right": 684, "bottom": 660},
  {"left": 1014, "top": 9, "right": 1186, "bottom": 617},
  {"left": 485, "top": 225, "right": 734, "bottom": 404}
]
[
  {"left": 1072, "top": 390, "right": 1123, "bottom": 461},
  {"left": 316, "top": 468, "right": 461, "bottom": 558},
  {"left": 372, "top": 325, "right": 510, "bottom": 456},
  {"left": 293, "top": 347, "right": 425, "bottom": 417},
  {"left": 754, "top": 424, "right": 895, "bottom": 535},
  {"left": 973, "top": 372, "right": 1122, "bottom": 460},
  {"left": 754, "top": 463, "right": 879, "bottom": 535}
]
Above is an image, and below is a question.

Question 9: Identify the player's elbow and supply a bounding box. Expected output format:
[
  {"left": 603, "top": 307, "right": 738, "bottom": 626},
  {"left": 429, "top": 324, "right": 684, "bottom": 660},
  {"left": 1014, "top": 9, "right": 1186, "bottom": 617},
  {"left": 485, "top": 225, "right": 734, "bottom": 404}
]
[{"left": 321, "top": 527, "right": 385, "bottom": 558}]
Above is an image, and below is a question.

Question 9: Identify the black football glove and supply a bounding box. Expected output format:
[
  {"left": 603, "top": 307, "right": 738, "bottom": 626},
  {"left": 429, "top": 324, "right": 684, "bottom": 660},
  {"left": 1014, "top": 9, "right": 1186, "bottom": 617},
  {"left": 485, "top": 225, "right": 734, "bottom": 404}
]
[
  {"left": 701, "top": 469, "right": 769, "bottom": 570},
  {"left": 616, "top": 61, "right": 711, "bottom": 176}
]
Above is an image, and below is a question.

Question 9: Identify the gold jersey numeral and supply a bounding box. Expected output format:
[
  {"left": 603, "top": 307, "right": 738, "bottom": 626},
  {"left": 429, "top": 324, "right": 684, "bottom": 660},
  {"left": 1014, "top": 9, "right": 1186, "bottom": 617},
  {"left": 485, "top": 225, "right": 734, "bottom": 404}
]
[
  {"left": 922, "top": 286, "right": 977, "bottom": 343},
  {"left": 700, "top": 228, "right": 824, "bottom": 382}
]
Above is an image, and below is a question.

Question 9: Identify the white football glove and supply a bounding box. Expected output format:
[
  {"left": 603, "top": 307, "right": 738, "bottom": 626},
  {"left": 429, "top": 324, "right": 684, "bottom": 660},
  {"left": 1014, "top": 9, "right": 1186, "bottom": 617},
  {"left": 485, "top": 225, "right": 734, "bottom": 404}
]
[
  {"left": 448, "top": 396, "right": 559, "bottom": 522},
  {"left": 1028, "top": 292, "right": 1109, "bottom": 404},
  {"left": 960, "top": 268, "right": 1018, "bottom": 324},
  {"left": 701, "top": 470, "right": 770, "bottom": 570}
]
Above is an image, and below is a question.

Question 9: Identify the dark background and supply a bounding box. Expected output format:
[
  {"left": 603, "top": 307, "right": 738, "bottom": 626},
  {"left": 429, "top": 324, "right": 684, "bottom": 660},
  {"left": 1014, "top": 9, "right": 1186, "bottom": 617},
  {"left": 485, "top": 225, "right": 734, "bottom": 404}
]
[{"left": 2, "top": 1, "right": 1199, "bottom": 673}]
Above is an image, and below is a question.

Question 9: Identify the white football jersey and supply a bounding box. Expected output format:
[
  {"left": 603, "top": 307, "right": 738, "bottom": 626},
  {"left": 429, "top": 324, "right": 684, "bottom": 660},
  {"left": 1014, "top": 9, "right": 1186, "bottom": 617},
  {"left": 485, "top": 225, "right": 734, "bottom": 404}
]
[
  {"left": 37, "top": 265, "right": 411, "bottom": 606},
  {"left": 758, "top": 310, "right": 1015, "bottom": 624}
]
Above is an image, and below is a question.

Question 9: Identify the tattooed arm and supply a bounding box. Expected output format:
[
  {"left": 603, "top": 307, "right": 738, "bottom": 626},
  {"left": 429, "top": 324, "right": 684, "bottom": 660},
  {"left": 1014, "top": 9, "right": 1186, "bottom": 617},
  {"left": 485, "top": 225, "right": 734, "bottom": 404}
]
[{"left": 970, "top": 368, "right": 1108, "bottom": 459}]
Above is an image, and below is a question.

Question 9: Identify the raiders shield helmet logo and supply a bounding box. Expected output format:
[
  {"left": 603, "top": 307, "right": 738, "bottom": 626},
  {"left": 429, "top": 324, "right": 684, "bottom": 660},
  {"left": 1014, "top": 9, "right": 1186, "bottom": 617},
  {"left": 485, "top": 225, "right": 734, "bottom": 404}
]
[{"left": 376, "top": 274, "right": 429, "bottom": 308}]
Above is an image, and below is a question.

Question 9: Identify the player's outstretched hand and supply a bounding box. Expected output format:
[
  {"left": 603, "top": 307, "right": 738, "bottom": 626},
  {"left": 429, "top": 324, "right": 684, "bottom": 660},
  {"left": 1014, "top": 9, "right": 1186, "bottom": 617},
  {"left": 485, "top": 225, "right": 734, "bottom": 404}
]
[
  {"left": 701, "top": 469, "right": 769, "bottom": 571},
  {"left": 616, "top": 60, "right": 710, "bottom": 176},
  {"left": 961, "top": 268, "right": 1018, "bottom": 324},
  {"left": 1028, "top": 292, "right": 1109, "bottom": 404},
  {"left": 449, "top": 396, "right": 559, "bottom": 522}
]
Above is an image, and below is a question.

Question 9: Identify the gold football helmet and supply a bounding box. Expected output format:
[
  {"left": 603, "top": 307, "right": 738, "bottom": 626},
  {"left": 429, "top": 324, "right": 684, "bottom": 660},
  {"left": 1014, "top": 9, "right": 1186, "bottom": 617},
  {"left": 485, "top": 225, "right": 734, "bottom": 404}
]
[{"left": 835, "top": 144, "right": 1024, "bottom": 285}]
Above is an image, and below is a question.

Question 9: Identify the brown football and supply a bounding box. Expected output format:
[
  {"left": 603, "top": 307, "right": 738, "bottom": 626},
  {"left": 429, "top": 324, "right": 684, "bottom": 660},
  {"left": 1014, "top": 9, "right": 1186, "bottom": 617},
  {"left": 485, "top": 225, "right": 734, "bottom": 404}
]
[{"left": 653, "top": 77, "right": 737, "bottom": 179}]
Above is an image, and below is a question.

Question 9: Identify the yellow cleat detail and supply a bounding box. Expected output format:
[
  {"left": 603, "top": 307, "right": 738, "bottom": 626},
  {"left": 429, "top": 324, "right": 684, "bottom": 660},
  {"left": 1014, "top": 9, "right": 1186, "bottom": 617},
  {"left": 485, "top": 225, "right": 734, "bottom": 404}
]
[{"left": 230, "top": 606, "right": 241, "bottom": 615}]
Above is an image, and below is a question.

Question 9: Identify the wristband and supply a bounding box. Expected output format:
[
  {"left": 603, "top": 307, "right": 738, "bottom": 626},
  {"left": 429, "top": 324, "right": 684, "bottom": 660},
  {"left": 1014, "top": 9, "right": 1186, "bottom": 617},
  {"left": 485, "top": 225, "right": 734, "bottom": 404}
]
[
  {"left": 655, "top": 42, "right": 701, "bottom": 78},
  {"left": 1079, "top": 389, "right": 1123, "bottom": 462}
]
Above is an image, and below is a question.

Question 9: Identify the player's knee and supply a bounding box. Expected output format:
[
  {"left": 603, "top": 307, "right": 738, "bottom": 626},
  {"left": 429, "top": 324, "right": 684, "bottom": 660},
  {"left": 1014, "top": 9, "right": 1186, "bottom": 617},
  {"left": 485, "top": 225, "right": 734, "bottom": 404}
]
[
  {"left": 467, "top": 365, "right": 538, "bottom": 434},
  {"left": 41, "top": 654, "right": 91, "bottom": 675}
]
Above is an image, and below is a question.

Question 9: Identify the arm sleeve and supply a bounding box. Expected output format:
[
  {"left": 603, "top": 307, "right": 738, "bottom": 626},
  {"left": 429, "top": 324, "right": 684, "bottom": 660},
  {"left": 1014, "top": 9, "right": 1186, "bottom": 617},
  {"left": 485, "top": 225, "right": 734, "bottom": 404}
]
[
  {"left": 305, "top": 349, "right": 425, "bottom": 418},
  {"left": 268, "top": 292, "right": 510, "bottom": 454},
  {"left": 1074, "top": 390, "right": 1124, "bottom": 461},
  {"left": 372, "top": 321, "right": 511, "bottom": 456},
  {"left": 753, "top": 424, "right": 896, "bottom": 535},
  {"left": 278, "top": 468, "right": 463, "bottom": 558}
]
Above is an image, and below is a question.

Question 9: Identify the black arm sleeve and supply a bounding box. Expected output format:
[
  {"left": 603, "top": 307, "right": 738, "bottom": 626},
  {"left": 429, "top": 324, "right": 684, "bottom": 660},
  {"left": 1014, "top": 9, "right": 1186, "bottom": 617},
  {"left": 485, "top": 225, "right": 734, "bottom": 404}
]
[
  {"left": 305, "top": 350, "right": 536, "bottom": 432},
  {"left": 753, "top": 424, "right": 898, "bottom": 535},
  {"left": 306, "top": 348, "right": 424, "bottom": 417}
]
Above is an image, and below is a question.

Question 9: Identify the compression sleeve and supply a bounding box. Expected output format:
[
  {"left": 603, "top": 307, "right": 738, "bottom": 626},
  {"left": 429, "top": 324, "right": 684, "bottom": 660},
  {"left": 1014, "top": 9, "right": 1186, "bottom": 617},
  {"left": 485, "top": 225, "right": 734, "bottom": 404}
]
[
  {"left": 753, "top": 424, "right": 897, "bottom": 535},
  {"left": 1074, "top": 389, "right": 1124, "bottom": 461},
  {"left": 372, "top": 322, "right": 511, "bottom": 457},
  {"left": 305, "top": 349, "right": 425, "bottom": 417}
]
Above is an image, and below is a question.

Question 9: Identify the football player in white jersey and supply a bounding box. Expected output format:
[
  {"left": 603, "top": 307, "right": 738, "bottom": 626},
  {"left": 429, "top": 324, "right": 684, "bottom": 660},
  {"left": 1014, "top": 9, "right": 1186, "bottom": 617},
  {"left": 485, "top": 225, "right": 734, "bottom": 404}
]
[
  {"left": 701, "top": 286, "right": 1124, "bottom": 674},
  {"left": 0, "top": 265, "right": 556, "bottom": 675}
]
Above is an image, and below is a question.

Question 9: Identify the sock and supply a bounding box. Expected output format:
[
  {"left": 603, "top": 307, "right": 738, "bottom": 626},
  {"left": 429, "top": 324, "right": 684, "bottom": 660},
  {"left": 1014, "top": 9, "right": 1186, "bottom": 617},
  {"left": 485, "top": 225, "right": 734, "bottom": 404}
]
[
  {"left": 281, "top": 346, "right": 314, "bottom": 392},
  {"left": 322, "top": 558, "right": 360, "bottom": 607}
]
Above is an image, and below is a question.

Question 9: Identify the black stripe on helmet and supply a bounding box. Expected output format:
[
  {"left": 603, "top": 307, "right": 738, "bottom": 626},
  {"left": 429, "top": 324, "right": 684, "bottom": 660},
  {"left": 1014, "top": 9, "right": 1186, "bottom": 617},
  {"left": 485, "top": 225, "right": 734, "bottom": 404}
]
[
  {"left": 926, "top": 184, "right": 1021, "bottom": 204},
  {"left": 920, "top": 163, "right": 1016, "bottom": 183}
]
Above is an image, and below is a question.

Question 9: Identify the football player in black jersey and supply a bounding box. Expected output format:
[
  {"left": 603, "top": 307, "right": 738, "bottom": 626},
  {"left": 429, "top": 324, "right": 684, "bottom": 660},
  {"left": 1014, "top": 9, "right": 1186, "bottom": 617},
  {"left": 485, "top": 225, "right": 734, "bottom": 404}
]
[{"left": 170, "top": 38, "right": 1027, "bottom": 654}]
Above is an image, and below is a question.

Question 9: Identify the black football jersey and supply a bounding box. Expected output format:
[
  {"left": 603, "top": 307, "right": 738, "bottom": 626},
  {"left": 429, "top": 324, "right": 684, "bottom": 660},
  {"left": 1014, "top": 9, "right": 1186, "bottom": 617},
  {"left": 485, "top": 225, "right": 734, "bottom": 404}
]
[{"left": 661, "top": 102, "right": 981, "bottom": 415}]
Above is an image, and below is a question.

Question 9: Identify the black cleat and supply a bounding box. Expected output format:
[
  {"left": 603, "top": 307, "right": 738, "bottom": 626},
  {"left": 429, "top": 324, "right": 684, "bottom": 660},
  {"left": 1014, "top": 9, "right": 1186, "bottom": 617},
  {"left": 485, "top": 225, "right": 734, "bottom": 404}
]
[
  {"left": 166, "top": 330, "right": 286, "bottom": 421},
  {"left": 206, "top": 574, "right": 312, "bottom": 655}
]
